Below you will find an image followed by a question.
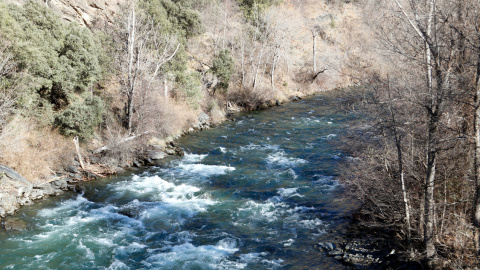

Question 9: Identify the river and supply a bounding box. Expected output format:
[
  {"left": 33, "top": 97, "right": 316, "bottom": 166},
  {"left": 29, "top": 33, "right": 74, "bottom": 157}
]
[{"left": 0, "top": 92, "right": 358, "bottom": 269}]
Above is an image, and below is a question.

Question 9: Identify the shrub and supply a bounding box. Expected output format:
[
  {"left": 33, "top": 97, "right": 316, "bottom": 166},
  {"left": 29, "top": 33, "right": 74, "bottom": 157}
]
[
  {"left": 180, "top": 72, "right": 204, "bottom": 109},
  {"left": 54, "top": 96, "right": 104, "bottom": 141},
  {"left": 0, "top": 1, "right": 101, "bottom": 111},
  {"left": 212, "top": 49, "right": 234, "bottom": 93}
]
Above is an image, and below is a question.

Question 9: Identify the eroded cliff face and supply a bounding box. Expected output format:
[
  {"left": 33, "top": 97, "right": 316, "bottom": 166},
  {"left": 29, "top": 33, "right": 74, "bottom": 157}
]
[{"left": 5, "top": 0, "right": 124, "bottom": 27}]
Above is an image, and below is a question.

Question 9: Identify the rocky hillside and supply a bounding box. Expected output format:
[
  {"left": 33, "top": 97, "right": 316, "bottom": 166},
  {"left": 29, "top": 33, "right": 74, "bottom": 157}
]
[{"left": 4, "top": 0, "right": 123, "bottom": 27}]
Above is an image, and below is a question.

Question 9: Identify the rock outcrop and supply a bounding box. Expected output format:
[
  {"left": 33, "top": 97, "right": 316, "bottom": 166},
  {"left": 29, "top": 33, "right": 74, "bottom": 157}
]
[
  {"left": 0, "top": 164, "right": 82, "bottom": 220},
  {"left": 5, "top": 0, "right": 124, "bottom": 28}
]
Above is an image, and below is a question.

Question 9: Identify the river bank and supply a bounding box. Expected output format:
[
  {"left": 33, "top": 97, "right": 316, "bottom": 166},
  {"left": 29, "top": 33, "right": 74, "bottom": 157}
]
[
  {"left": 0, "top": 90, "right": 361, "bottom": 269},
  {"left": 0, "top": 91, "right": 310, "bottom": 227}
]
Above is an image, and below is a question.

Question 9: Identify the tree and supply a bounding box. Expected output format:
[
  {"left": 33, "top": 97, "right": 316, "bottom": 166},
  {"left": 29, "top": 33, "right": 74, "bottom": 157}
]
[
  {"left": 0, "top": 1, "right": 101, "bottom": 112},
  {"left": 114, "top": 2, "right": 180, "bottom": 135},
  {"left": 212, "top": 49, "right": 234, "bottom": 94}
]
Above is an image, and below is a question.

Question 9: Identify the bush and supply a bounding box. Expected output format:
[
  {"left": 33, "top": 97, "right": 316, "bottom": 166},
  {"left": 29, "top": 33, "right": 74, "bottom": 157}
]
[
  {"left": 179, "top": 72, "right": 203, "bottom": 109},
  {"left": 54, "top": 96, "right": 104, "bottom": 141},
  {"left": 212, "top": 49, "right": 234, "bottom": 93},
  {"left": 0, "top": 1, "right": 101, "bottom": 111},
  {"left": 237, "top": 0, "right": 280, "bottom": 20}
]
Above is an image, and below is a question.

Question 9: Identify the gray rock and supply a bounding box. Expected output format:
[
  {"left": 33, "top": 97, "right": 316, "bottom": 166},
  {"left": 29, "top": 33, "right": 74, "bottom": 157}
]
[
  {"left": 65, "top": 165, "right": 79, "bottom": 173},
  {"left": 0, "top": 193, "right": 19, "bottom": 216},
  {"left": 290, "top": 96, "right": 302, "bottom": 101},
  {"left": 133, "top": 159, "right": 143, "bottom": 168},
  {"left": 175, "top": 147, "right": 185, "bottom": 157},
  {"left": 328, "top": 248, "right": 344, "bottom": 257},
  {"left": 165, "top": 147, "right": 176, "bottom": 155},
  {"left": 0, "top": 164, "right": 31, "bottom": 186},
  {"left": 149, "top": 151, "right": 167, "bottom": 160},
  {"left": 29, "top": 189, "right": 46, "bottom": 200},
  {"left": 51, "top": 179, "right": 69, "bottom": 190},
  {"left": 34, "top": 183, "right": 57, "bottom": 196},
  {"left": 3, "top": 216, "right": 27, "bottom": 231},
  {"left": 198, "top": 112, "right": 210, "bottom": 125}
]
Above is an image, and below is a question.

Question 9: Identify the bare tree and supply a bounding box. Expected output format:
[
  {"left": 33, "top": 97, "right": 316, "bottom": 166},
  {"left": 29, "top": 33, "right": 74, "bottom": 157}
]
[{"left": 115, "top": 2, "right": 179, "bottom": 135}]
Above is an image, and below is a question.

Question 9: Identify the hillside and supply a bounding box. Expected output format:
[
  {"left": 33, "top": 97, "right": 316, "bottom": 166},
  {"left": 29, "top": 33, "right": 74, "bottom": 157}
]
[{"left": 0, "top": 0, "right": 368, "bottom": 183}]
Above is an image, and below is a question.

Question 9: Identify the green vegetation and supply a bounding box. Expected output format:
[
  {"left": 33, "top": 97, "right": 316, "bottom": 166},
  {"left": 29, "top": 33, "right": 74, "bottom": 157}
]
[
  {"left": 237, "top": 0, "right": 281, "bottom": 19},
  {"left": 212, "top": 49, "right": 234, "bottom": 93},
  {"left": 54, "top": 96, "right": 104, "bottom": 141},
  {"left": 0, "top": 1, "right": 101, "bottom": 113}
]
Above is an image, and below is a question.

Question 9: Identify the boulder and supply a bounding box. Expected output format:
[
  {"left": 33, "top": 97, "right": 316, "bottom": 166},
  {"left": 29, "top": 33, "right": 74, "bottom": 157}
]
[
  {"left": 33, "top": 183, "right": 57, "bottom": 197},
  {"left": 132, "top": 159, "right": 143, "bottom": 168},
  {"left": 50, "top": 179, "right": 69, "bottom": 190},
  {"left": 198, "top": 112, "right": 210, "bottom": 125},
  {"left": 149, "top": 151, "right": 167, "bottom": 160},
  {"left": 290, "top": 96, "right": 302, "bottom": 101},
  {"left": 147, "top": 137, "right": 167, "bottom": 149},
  {"left": 0, "top": 164, "right": 33, "bottom": 216},
  {"left": 65, "top": 165, "right": 79, "bottom": 173},
  {"left": 2, "top": 216, "right": 27, "bottom": 231},
  {"left": 0, "top": 193, "right": 19, "bottom": 216}
]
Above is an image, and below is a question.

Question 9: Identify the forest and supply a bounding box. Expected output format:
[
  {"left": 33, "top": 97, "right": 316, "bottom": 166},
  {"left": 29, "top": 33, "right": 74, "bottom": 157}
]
[{"left": 1, "top": 0, "right": 480, "bottom": 268}]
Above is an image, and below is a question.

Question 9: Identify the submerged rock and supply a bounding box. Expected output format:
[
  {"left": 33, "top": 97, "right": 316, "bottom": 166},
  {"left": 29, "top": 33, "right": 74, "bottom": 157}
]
[
  {"left": 2, "top": 216, "right": 28, "bottom": 231},
  {"left": 2, "top": 217, "right": 27, "bottom": 231}
]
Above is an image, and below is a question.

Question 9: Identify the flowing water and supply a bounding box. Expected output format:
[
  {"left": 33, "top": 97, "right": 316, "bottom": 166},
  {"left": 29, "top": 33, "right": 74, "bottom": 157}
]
[{"left": 0, "top": 92, "right": 358, "bottom": 269}]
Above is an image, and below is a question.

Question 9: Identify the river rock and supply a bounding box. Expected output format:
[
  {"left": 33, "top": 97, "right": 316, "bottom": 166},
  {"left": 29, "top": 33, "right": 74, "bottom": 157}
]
[
  {"left": 65, "top": 165, "right": 79, "bottom": 173},
  {"left": 149, "top": 151, "right": 167, "bottom": 160},
  {"left": 33, "top": 183, "right": 57, "bottom": 197},
  {"left": 315, "top": 242, "right": 336, "bottom": 251},
  {"left": 132, "top": 159, "right": 143, "bottom": 168},
  {"left": 2, "top": 216, "right": 28, "bottom": 231},
  {"left": 0, "top": 193, "right": 19, "bottom": 216},
  {"left": 198, "top": 112, "right": 210, "bottom": 125},
  {"left": 290, "top": 96, "right": 302, "bottom": 101},
  {"left": 50, "top": 179, "right": 69, "bottom": 190},
  {"left": 0, "top": 164, "right": 33, "bottom": 216}
]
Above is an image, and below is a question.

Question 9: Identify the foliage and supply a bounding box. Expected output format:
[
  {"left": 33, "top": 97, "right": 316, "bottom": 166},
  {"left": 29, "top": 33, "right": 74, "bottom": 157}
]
[
  {"left": 139, "top": 0, "right": 205, "bottom": 93},
  {"left": 0, "top": 1, "right": 101, "bottom": 111},
  {"left": 140, "top": 0, "right": 204, "bottom": 38},
  {"left": 179, "top": 72, "right": 203, "bottom": 109},
  {"left": 212, "top": 49, "right": 234, "bottom": 92},
  {"left": 54, "top": 96, "right": 104, "bottom": 141},
  {"left": 237, "top": 0, "right": 281, "bottom": 20}
]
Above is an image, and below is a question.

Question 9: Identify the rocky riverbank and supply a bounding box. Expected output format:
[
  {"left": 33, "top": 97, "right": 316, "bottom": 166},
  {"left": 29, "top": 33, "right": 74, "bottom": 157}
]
[
  {"left": 0, "top": 112, "right": 212, "bottom": 226},
  {"left": 0, "top": 95, "right": 302, "bottom": 229}
]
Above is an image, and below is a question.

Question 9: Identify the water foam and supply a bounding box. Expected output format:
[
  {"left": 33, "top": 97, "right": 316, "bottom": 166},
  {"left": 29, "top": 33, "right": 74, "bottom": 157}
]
[
  {"left": 182, "top": 153, "right": 208, "bottom": 163},
  {"left": 143, "top": 239, "right": 242, "bottom": 269},
  {"left": 277, "top": 188, "right": 304, "bottom": 198},
  {"left": 266, "top": 152, "right": 307, "bottom": 168},
  {"left": 178, "top": 164, "right": 235, "bottom": 177}
]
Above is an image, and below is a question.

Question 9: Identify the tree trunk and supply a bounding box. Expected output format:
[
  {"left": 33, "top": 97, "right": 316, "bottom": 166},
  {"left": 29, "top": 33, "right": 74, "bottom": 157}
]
[
  {"left": 164, "top": 77, "right": 169, "bottom": 102},
  {"left": 127, "top": 4, "right": 136, "bottom": 135},
  {"left": 424, "top": 114, "right": 438, "bottom": 266},
  {"left": 312, "top": 30, "right": 317, "bottom": 73},
  {"left": 473, "top": 37, "right": 480, "bottom": 255}
]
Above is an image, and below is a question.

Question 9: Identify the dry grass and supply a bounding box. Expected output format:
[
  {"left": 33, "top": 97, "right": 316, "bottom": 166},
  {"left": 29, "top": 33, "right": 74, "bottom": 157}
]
[{"left": 0, "top": 117, "right": 74, "bottom": 184}]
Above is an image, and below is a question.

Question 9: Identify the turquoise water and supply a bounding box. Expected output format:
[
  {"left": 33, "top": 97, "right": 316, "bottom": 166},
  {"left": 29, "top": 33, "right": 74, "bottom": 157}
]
[{"left": 0, "top": 93, "right": 357, "bottom": 269}]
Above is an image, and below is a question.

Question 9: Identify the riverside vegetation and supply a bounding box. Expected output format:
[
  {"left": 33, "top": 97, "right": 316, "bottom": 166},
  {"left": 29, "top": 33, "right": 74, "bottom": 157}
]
[
  {"left": 0, "top": 0, "right": 360, "bottom": 216},
  {"left": 2, "top": 0, "right": 480, "bottom": 269}
]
